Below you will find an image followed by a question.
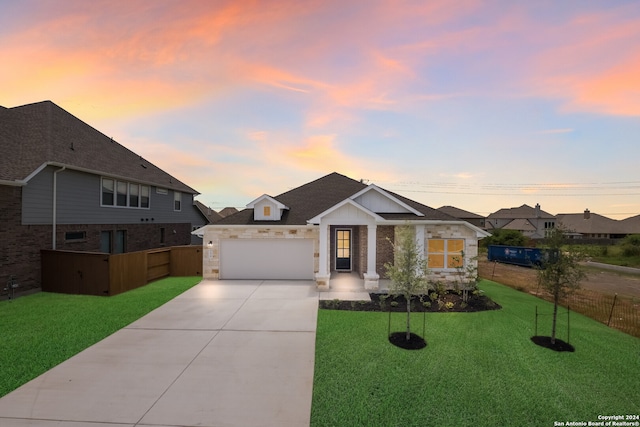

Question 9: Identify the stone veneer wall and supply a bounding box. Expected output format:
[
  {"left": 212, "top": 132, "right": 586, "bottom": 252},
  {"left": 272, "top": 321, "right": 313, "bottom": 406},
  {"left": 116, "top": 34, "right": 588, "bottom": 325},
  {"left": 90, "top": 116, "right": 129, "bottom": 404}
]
[
  {"left": 203, "top": 226, "right": 319, "bottom": 279},
  {"left": 425, "top": 223, "right": 479, "bottom": 287}
]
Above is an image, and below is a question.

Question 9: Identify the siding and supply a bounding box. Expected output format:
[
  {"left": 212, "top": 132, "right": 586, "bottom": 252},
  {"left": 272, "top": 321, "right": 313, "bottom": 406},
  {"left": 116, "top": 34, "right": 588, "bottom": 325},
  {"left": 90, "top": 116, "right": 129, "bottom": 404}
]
[{"left": 22, "top": 166, "right": 200, "bottom": 226}]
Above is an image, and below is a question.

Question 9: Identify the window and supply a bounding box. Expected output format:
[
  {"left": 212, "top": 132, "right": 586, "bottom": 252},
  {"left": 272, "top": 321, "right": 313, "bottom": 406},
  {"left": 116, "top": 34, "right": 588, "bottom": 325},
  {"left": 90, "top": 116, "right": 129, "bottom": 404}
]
[
  {"left": 263, "top": 206, "right": 271, "bottom": 217},
  {"left": 100, "top": 231, "right": 112, "bottom": 253},
  {"left": 129, "top": 183, "right": 139, "bottom": 207},
  {"left": 174, "top": 191, "right": 181, "bottom": 211},
  {"left": 141, "top": 185, "right": 150, "bottom": 208},
  {"left": 65, "top": 231, "right": 86, "bottom": 242},
  {"left": 427, "top": 239, "right": 464, "bottom": 269},
  {"left": 115, "top": 230, "right": 126, "bottom": 254},
  {"left": 102, "top": 178, "right": 114, "bottom": 205},
  {"left": 160, "top": 227, "right": 166, "bottom": 244},
  {"left": 116, "top": 181, "right": 127, "bottom": 206},
  {"left": 101, "top": 177, "right": 149, "bottom": 209}
]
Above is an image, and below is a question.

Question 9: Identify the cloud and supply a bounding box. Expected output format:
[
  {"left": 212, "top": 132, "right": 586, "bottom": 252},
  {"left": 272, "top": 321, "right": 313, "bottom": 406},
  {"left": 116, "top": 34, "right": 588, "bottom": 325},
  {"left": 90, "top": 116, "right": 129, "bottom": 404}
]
[{"left": 536, "top": 128, "right": 574, "bottom": 135}]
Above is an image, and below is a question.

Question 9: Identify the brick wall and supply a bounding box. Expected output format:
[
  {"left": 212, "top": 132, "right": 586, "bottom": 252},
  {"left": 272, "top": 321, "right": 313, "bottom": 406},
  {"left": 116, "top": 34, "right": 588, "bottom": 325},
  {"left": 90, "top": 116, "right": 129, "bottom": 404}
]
[
  {"left": 376, "top": 225, "right": 395, "bottom": 276},
  {"left": 0, "top": 185, "right": 194, "bottom": 296}
]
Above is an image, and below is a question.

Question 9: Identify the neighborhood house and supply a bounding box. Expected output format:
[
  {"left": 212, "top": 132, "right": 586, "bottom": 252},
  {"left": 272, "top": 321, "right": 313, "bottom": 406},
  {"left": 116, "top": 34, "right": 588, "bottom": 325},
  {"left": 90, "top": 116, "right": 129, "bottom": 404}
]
[
  {"left": 198, "top": 173, "right": 490, "bottom": 290},
  {"left": 0, "top": 101, "right": 208, "bottom": 293}
]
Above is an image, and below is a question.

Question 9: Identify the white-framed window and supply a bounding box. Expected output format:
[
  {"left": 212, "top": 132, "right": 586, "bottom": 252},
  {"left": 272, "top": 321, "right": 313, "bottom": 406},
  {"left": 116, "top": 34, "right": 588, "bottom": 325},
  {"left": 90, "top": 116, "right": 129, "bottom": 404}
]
[
  {"left": 427, "top": 239, "right": 464, "bottom": 269},
  {"left": 101, "top": 177, "right": 150, "bottom": 209},
  {"left": 174, "top": 191, "right": 181, "bottom": 211}
]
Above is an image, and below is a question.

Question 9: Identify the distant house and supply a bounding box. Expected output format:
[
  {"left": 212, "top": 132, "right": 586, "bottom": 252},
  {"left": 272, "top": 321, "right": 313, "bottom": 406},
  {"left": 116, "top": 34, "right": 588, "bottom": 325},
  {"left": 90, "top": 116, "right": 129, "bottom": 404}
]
[
  {"left": 198, "top": 172, "right": 489, "bottom": 290},
  {"left": 557, "top": 209, "right": 638, "bottom": 239},
  {"left": 620, "top": 214, "right": 640, "bottom": 235},
  {"left": 0, "top": 100, "right": 205, "bottom": 293},
  {"left": 486, "top": 203, "right": 555, "bottom": 239},
  {"left": 218, "top": 206, "right": 239, "bottom": 218},
  {"left": 192, "top": 200, "right": 223, "bottom": 244},
  {"left": 437, "top": 206, "right": 485, "bottom": 228}
]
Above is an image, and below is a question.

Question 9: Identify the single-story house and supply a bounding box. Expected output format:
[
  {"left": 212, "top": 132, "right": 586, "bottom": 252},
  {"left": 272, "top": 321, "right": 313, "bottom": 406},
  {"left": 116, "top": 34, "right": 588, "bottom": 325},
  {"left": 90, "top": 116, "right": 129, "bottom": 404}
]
[{"left": 197, "top": 173, "right": 490, "bottom": 290}]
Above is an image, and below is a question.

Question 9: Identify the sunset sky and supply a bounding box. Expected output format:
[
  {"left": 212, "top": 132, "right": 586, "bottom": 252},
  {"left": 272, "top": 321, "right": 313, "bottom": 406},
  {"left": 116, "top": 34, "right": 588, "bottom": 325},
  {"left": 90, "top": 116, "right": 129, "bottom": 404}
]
[{"left": 2, "top": 0, "right": 639, "bottom": 219}]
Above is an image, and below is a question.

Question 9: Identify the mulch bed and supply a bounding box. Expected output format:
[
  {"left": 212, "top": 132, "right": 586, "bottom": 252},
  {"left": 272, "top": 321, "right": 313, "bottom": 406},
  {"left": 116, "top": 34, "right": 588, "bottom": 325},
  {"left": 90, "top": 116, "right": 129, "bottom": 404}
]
[
  {"left": 319, "top": 291, "right": 501, "bottom": 313},
  {"left": 530, "top": 336, "right": 575, "bottom": 352}
]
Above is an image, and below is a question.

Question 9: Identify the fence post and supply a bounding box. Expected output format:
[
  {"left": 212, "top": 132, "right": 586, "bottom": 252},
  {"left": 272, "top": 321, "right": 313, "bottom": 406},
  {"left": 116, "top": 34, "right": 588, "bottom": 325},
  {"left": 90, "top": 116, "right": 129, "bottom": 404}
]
[
  {"left": 607, "top": 293, "right": 618, "bottom": 326},
  {"left": 567, "top": 305, "right": 570, "bottom": 345},
  {"left": 535, "top": 305, "right": 538, "bottom": 336}
]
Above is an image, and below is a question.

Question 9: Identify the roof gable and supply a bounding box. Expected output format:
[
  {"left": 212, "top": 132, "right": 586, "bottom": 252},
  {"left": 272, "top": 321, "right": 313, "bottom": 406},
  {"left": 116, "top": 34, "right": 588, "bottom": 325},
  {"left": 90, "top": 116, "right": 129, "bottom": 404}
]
[
  {"left": 350, "top": 184, "right": 424, "bottom": 216},
  {"left": 0, "top": 101, "right": 197, "bottom": 193},
  {"left": 214, "top": 172, "right": 456, "bottom": 226},
  {"left": 307, "top": 199, "right": 384, "bottom": 224}
]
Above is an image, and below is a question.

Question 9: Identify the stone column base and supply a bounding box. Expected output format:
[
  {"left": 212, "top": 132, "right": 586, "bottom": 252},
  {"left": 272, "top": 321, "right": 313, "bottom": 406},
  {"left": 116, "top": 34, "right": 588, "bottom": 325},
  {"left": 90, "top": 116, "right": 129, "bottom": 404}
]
[
  {"left": 315, "top": 273, "right": 331, "bottom": 291},
  {"left": 363, "top": 273, "right": 379, "bottom": 290}
]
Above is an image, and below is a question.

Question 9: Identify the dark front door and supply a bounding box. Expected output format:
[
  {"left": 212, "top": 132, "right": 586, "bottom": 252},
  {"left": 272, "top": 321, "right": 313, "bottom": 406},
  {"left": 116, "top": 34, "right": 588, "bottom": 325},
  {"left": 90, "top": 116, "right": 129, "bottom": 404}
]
[{"left": 336, "top": 229, "right": 351, "bottom": 271}]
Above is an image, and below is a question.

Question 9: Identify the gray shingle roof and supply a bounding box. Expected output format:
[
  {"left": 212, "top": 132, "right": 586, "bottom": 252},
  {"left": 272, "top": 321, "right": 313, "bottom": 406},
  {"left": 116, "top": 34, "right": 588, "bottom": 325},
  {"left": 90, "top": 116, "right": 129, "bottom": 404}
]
[
  {"left": 215, "top": 172, "right": 456, "bottom": 225},
  {"left": 0, "top": 101, "right": 197, "bottom": 194},
  {"left": 437, "top": 205, "right": 484, "bottom": 219},
  {"left": 487, "top": 204, "right": 555, "bottom": 219}
]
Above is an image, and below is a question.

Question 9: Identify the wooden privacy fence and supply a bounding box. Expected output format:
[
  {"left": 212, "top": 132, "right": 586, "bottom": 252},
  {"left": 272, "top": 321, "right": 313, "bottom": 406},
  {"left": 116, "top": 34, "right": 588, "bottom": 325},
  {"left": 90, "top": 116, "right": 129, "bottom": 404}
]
[{"left": 41, "top": 246, "right": 202, "bottom": 296}]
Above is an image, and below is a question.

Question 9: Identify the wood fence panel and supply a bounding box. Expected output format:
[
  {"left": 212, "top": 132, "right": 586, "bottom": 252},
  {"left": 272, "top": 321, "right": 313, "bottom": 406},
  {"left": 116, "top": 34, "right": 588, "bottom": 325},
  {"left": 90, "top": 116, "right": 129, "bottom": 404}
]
[
  {"left": 147, "top": 249, "right": 171, "bottom": 282},
  {"left": 41, "top": 250, "right": 110, "bottom": 296},
  {"left": 170, "top": 246, "right": 202, "bottom": 276},
  {"left": 41, "top": 246, "right": 202, "bottom": 297},
  {"left": 109, "top": 251, "right": 148, "bottom": 295}
]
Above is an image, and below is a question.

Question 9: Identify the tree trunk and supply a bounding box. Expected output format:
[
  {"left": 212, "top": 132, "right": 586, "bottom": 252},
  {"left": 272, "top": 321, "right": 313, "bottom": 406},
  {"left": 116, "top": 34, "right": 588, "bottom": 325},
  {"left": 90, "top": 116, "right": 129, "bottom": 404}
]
[
  {"left": 406, "top": 295, "right": 411, "bottom": 341},
  {"left": 551, "top": 283, "right": 559, "bottom": 345}
]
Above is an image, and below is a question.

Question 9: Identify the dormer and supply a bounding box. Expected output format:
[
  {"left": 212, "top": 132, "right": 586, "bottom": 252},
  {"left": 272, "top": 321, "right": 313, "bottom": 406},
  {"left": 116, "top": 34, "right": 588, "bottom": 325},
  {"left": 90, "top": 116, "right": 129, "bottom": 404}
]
[{"left": 246, "top": 194, "right": 289, "bottom": 221}]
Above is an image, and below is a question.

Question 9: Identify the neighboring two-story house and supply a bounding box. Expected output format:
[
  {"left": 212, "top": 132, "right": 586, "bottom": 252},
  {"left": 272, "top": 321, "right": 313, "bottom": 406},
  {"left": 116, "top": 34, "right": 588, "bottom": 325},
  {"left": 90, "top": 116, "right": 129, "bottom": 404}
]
[
  {"left": 486, "top": 203, "right": 555, "bottom": 239},
  {"left": 0, "top": 100, "right": 205, "bottom": 293}
]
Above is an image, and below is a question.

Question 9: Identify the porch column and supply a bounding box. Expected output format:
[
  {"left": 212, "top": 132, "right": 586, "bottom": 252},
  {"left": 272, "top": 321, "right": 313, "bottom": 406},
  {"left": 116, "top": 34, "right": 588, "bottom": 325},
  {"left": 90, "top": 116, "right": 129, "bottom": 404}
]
[
  {"left": 364, "top": 224, "right": 379, "bottom": 290},
  {"left": 315, "top": 222, "right": 330, "bottom": 290},
  {"left": 415, "top": 224, "right": 425, "bottom": 259}
]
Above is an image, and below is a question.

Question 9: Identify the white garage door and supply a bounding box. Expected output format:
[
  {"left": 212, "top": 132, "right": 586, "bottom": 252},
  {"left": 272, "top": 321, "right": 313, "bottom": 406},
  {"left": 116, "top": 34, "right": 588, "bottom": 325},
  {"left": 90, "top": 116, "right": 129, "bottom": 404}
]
[{"left": 220, "top": 239, "right": 314, "bottom": 280}]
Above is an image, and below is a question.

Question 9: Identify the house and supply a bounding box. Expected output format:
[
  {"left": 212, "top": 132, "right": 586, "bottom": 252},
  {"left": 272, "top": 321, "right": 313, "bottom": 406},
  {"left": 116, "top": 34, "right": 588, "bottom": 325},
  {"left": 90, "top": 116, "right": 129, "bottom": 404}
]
[
  {"left": 198, "top": 173, "right": 490, "bottom": 290},
  {"left": 192, "top": 200, "right": 223, "bottom": 244},
  {"left": 486, "top": 203, "right": 555, "bottom": 239},
  {"left": 218, "top": 206, "right": 239, "bottom": 218},
  {"left": 620, "top": 214, "right": 640, "bottom": 236},
  {"left": 437, "top": 206, "right": 486, "bottom": 228},
  {"left": 557, "top": 209, "right": 637, "bottom": 240},
  {"left": 0, "top": 100, "right": 205, "bottom": 294}
]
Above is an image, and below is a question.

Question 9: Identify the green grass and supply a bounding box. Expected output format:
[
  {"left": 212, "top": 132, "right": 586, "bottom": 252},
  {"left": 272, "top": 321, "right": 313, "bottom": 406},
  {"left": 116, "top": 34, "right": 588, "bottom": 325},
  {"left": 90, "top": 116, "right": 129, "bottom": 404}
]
[
  {"left": 311, "top": 280, "right": 640, "bottom": 426},
  {"left": 0, "top": 276, "right": 201, "bottom": 397}
]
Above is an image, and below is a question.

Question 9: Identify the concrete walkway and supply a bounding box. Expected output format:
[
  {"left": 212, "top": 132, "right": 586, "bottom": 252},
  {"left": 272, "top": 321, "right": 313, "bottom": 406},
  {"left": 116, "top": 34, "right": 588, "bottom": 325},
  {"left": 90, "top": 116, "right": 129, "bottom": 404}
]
[{"left": 0, "top": 280, "right": 319, "bottom": 427}]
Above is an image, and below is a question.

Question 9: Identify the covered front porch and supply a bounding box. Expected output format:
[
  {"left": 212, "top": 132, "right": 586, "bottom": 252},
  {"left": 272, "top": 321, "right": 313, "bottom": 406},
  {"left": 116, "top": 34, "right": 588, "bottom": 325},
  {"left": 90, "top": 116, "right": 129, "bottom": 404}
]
[{"left": 318, "top": 271, "right": 391, "bottom": 301}]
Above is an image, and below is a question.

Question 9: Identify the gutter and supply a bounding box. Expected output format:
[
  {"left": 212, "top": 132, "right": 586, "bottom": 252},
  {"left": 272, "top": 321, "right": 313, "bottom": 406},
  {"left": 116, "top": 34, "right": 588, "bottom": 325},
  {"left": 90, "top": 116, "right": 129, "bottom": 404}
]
[
  {"left": 0, "top": 179, "right": 26, "bottom": 187},
  {"left": 52, "top": 166, "right": 66, "bottom": 250}
]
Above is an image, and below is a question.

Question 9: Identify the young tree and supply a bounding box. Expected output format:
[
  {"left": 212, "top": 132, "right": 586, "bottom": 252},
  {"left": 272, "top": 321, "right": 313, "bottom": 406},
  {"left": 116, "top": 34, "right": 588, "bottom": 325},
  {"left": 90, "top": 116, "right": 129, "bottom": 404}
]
[
  {"left": 384, "top": 225, "right": 431, "bottom": 341},
  {"left": 537, "top": 227, "right": 585, "bottom": 344}
]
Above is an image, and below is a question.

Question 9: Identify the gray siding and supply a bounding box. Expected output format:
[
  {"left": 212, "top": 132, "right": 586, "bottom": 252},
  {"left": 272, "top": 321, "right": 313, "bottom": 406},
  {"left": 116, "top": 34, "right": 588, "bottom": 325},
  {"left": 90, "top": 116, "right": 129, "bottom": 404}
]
[{"left": 22, "top": 166, "right": 200, "bottom": 226}]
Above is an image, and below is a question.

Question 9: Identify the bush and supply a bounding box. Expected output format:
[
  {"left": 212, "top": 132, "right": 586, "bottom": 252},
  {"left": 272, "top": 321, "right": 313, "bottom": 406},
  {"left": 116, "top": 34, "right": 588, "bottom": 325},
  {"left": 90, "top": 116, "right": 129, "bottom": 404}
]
[
  {"left": 482, "top": 229, "right": 526, "bottom": 247},
  {"left": 621, "top": 234, "right": 640, "bottom": 257}
]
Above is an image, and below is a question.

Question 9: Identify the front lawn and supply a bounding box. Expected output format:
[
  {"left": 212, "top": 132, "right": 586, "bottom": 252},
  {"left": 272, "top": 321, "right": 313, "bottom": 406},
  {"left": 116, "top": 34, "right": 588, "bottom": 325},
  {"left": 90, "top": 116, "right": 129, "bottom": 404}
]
[
  {"left": 311, "top": 280, "right": 640, "bottom": 426},
  {"left": 0, "top": 276, "right": 201, "bottom": 397}
]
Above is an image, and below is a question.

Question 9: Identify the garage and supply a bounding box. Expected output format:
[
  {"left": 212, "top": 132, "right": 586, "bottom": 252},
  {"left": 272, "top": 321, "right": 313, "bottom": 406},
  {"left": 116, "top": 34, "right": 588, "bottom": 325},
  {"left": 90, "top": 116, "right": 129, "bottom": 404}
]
[{"left": 219, "top": 239, "right": 315, "bottom": 280}]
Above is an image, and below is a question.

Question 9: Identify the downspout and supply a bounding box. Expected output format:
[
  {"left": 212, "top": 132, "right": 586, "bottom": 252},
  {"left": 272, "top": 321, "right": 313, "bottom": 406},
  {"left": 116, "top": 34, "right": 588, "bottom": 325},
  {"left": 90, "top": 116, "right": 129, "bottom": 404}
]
[{"left": 52, "top": 166, "right": 66, "bottom": 249}]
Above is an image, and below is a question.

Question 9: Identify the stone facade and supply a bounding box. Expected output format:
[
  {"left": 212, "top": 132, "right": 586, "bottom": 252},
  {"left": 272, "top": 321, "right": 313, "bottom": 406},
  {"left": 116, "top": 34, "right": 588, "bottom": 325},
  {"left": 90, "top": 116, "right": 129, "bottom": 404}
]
[
  {"left": 203, "top": 226, "right": 319, "bottom": 279},
  {"left": 425, "top": 223, "right": 479, "bottom": 287}
]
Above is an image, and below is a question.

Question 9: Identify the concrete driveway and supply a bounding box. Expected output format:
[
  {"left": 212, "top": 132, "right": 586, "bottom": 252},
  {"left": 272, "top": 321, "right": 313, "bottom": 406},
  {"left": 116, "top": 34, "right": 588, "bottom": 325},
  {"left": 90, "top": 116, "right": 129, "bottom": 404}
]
[{"left": 0, "top": 280, "right": 319, "bottom": 427}]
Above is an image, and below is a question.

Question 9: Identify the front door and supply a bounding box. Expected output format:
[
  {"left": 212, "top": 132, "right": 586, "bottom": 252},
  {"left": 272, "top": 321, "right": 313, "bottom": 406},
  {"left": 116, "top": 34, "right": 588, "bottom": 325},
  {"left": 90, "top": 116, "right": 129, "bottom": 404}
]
[{"left": 336, "top": 229, "right": 351, "bottom": 271}]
